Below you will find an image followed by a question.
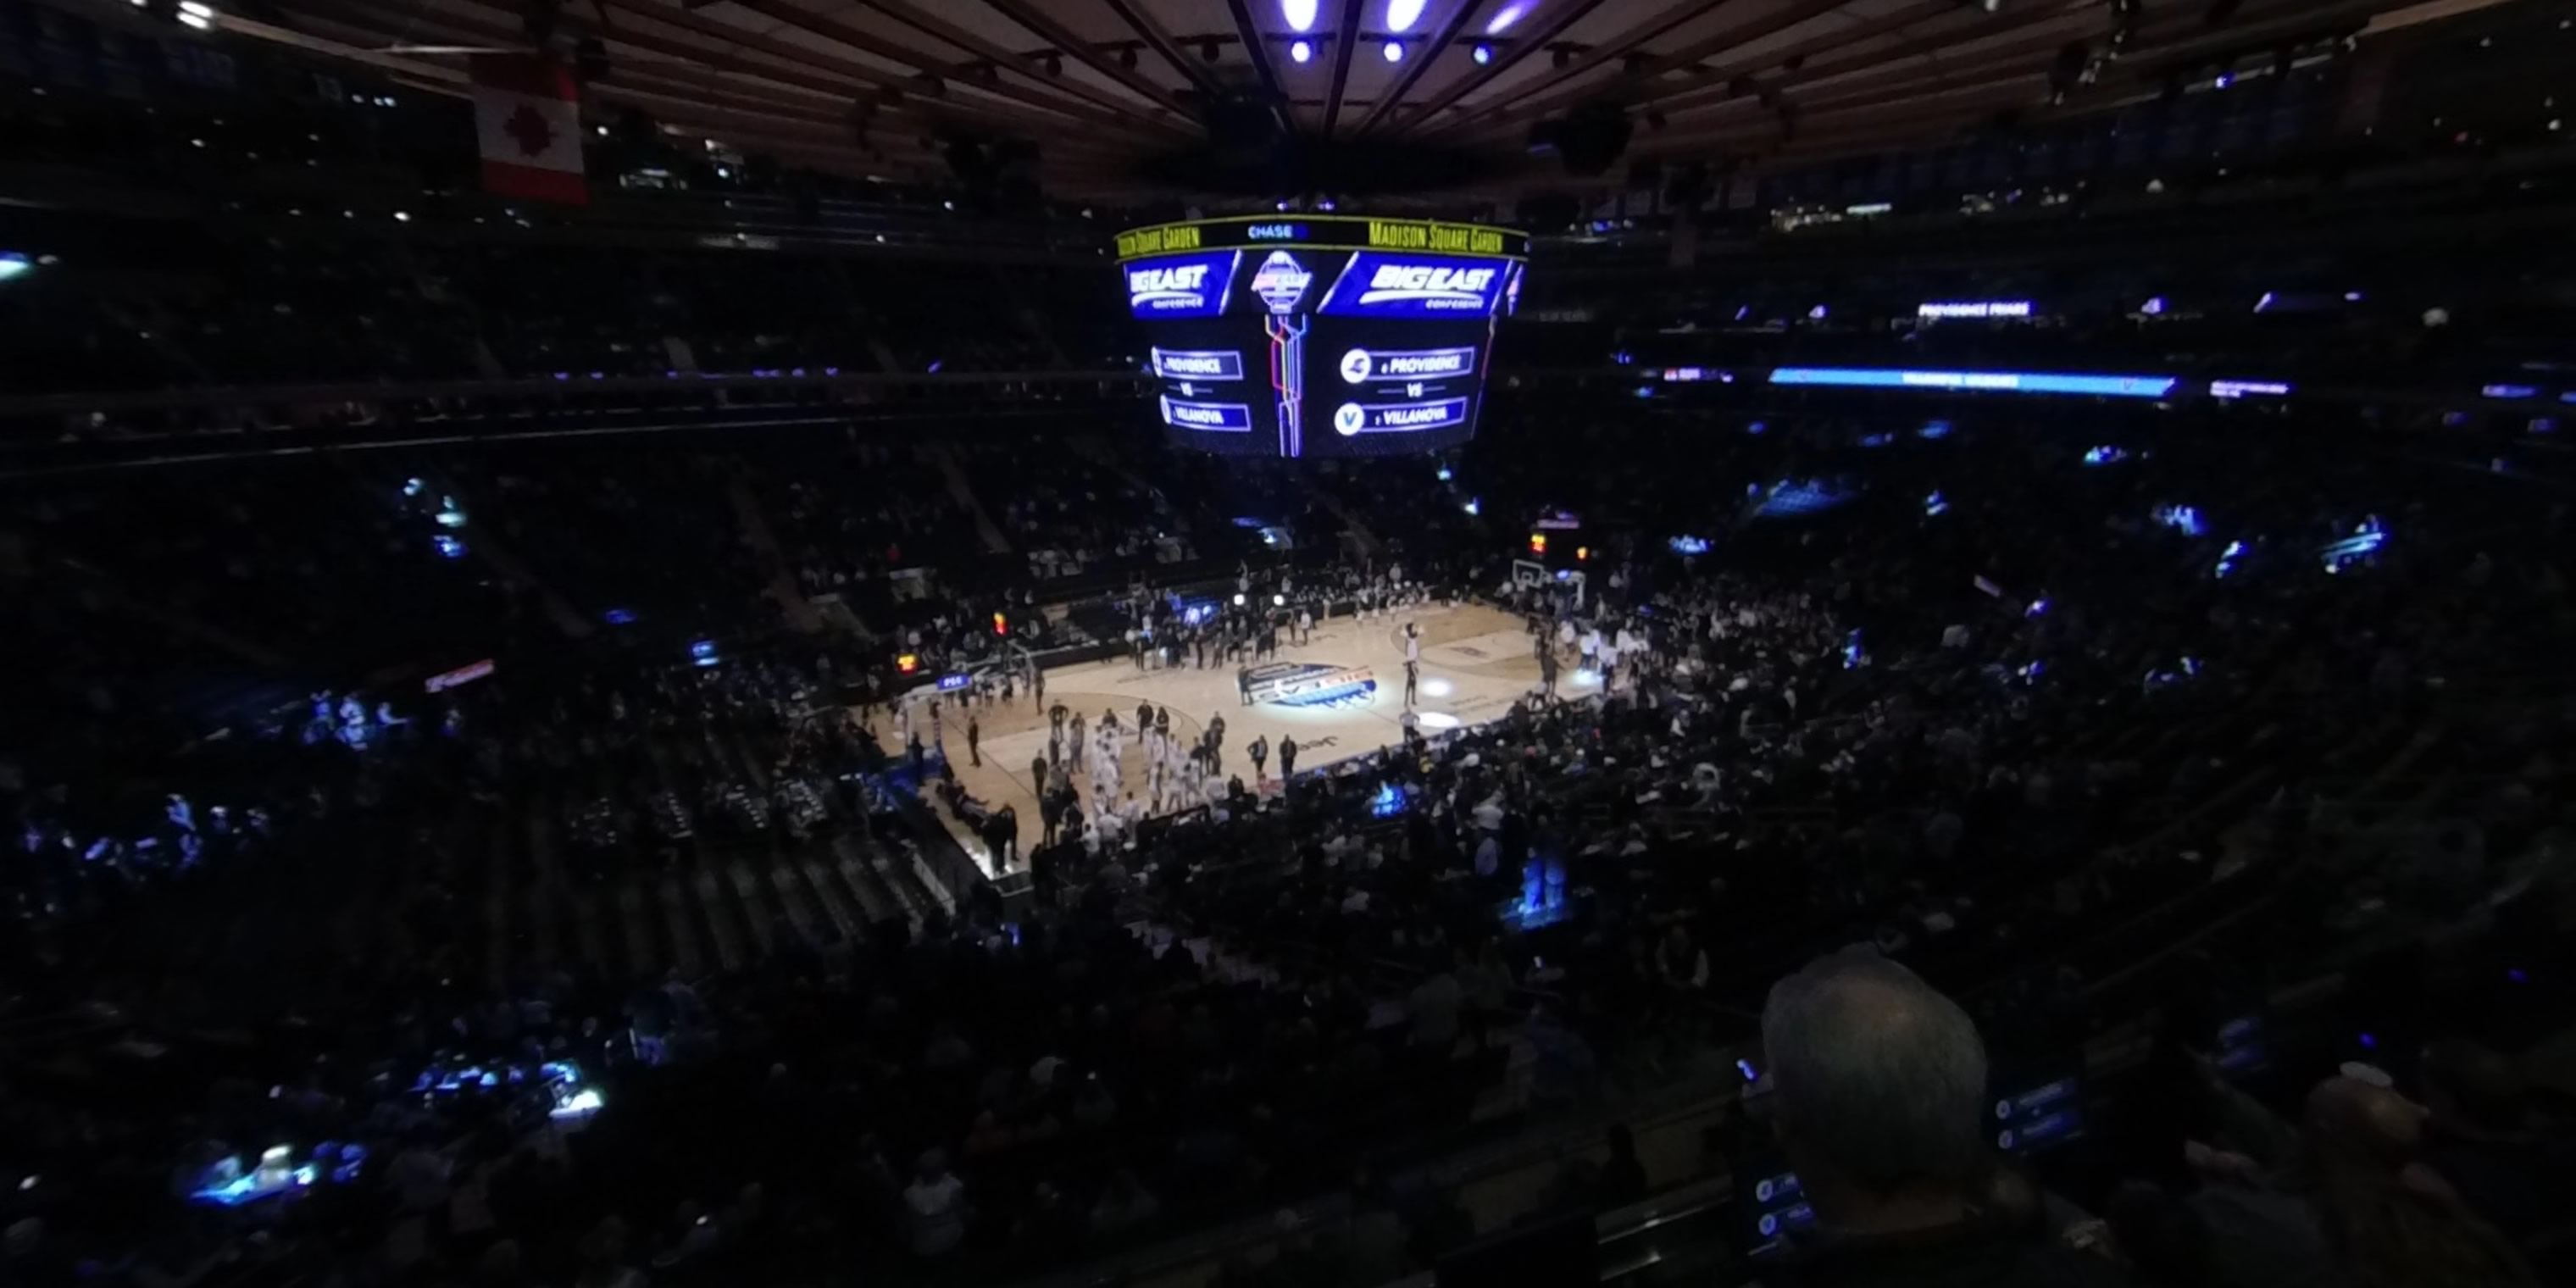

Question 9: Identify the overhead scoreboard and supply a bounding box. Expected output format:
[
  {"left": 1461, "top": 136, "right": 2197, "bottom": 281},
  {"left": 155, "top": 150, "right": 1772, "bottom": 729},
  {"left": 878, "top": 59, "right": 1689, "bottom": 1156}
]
[{"left": 1118, "top": 215, "right": 1528, "bottom": 458}]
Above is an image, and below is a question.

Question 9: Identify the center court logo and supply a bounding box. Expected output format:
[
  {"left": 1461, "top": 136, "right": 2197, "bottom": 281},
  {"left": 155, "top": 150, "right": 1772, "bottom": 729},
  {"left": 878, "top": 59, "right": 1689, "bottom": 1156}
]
[
  {"left": 1249, "top": 251, "right": 1313, "bottom": 314},
  {"left": 1243, "top": 661, "right": 1377, "bottom": 708}
]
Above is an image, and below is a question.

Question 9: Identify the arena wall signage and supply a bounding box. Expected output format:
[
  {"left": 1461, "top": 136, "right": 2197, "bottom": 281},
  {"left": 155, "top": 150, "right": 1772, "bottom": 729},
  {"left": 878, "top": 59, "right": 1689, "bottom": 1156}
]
[
  {"left": 1768, "top": 367, "right": 2177, "bottom": 399},
  {"left": 425, "top": 658, "right": 497, "bottom": 692}
]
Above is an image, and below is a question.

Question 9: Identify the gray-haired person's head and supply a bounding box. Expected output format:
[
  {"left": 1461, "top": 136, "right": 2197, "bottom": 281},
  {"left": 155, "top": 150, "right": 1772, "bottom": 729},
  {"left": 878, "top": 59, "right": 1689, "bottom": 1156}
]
[{"left": 1761, "top": 948, "right": 1989, "bottom": 1197}]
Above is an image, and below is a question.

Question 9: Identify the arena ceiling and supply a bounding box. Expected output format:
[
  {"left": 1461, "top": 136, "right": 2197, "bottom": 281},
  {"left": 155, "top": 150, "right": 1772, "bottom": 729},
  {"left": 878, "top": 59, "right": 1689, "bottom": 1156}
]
[{"left": 258, "top": 0, "right": 2495, "bottom": 204}]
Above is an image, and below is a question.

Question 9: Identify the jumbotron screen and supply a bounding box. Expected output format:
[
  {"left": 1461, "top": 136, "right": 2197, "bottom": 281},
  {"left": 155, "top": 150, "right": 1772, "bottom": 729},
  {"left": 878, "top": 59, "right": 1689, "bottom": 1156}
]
[{"left": 1117, "top": 215, "right": 1528, "bottom": 458}]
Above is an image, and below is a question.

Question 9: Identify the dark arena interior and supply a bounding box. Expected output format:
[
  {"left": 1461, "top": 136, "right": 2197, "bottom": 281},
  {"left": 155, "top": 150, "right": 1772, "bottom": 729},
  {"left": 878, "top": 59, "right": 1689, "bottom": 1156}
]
[{"left": 9, "top": 0, "right": 2576, "bottom": 1285}]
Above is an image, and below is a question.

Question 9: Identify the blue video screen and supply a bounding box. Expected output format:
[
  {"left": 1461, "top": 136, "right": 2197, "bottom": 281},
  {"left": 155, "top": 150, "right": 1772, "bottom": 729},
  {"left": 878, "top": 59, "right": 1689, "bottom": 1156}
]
[
  {"left": 1990, "top": 1071, "right": 2086, "bottom": 1155},
  {"left": 1119, "top": 231, "right": 1520, "bottom": 458},
  {"left": 1740, "top": 1165, "right": 1817, "bottom": 1258}
]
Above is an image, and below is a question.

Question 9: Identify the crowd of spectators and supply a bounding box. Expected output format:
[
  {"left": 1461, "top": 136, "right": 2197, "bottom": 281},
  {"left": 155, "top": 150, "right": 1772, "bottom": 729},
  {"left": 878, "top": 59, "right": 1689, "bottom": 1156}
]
[
  {"left": 6, "top": 53, "right": 2576, "bottom": 1285},
  {"left": 0, "top": 213, "right": 1113, "bottom": 399},
  {"left": 8, "top": 374, "right": 2575, "bottom": 1288}
]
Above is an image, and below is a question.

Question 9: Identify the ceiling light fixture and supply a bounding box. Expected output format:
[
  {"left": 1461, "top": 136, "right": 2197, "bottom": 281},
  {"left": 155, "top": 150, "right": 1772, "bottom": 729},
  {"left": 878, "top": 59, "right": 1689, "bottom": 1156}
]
[
  {"left": 1383, "top": 38, "right": 1406, "bottom": 63},
  {"left": 1471, "top": 42, "right": 1493, "bottom": 64},
  {"left": 1485, "top": 2, "right": 1531, "bottom": 35},
  {"left": 1280, "top": 0, "right": 1318, "bottom": 32},
  {"left": 1290, "top": 38, "right": 1313, "bottom": 64},
  {"left": 1386, "top": 0, "right": 1427, "bottom": 33}
]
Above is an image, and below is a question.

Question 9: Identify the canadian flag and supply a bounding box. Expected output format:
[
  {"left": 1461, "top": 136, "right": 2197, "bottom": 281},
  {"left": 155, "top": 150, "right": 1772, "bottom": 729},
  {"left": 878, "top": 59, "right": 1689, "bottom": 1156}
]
[{"left": 471, "top": 55, "right": 587, "bottom": 204}]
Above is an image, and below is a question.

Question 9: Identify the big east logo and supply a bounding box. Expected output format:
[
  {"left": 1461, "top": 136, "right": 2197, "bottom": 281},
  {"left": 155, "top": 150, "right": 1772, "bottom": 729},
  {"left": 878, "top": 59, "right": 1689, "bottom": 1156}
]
[
  {"left": 1129, "top": 262, "right": 1212, "bottom": 311},
  {"left": 1358, "top": 263, "right": 1498, "bottom": 309}
]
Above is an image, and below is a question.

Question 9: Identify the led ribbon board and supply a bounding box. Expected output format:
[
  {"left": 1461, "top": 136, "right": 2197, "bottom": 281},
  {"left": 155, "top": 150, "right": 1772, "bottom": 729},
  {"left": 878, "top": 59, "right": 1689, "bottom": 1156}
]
[
  {"left": 1114, "top": 214, "right": 1528, "bottom": 261},
  {"left": 1917, "top": 300, "right": 2033, "bottom": 319},
  {"left": 1768, "top": 367, "right": 2178, "bottom": 399}
]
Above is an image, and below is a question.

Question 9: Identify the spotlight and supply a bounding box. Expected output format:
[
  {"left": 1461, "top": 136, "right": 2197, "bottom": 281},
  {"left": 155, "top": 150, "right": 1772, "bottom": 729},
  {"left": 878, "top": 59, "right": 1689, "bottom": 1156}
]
[
  {"left": 1290, "top": 38, "right": 1313, "bottom": 64},
  {"left": 1471, "top": 42, "right": 1493, "bottom": 64},
  {"left": 1281, "top": 0, "right": 1318, "bottom": 32},
  {"left": 1200, "top": 38, "right": 1220, "bottom": 63},
  {"left": 1552, "top": 44, "right": 1572, "bottom": 69},
  {"left": 1120, "top": 46, "right": 1138, "bottom": 69},
  {"left": 1485, "top": 3, "right": 1529, "bottom": 35},
  {"left": 1387, "top": 0, "right": 1427, "bottom": 34},
  {"left": 1041, "top": 53, "right": 1062, "bottom": 75},
  {"left": 1383, "top": 39, "right": 1405, "bottom": 63}
]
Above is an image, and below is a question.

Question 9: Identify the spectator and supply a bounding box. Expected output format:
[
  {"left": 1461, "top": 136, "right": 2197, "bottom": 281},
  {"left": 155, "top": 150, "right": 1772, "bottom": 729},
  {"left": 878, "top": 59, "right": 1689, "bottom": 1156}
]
[
  {"left": 1757, "top": 948, "right": 2128, "bottom": 1285},
  {"left": 902, "top": 1149, "right": 969, "bottom": 1259}
]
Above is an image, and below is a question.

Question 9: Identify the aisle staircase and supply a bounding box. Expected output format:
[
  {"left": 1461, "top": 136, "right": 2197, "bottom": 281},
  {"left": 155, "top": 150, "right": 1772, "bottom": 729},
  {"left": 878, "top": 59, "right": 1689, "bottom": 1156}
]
[
  {"left": 1307, "top": 486, "right": 1383, "bottom": 558},
  {"left": 463, "top": 524, "right": 595, "bottom": 640},
  {"left": 926, "top": 444, "right": 1014, "bottom": 554},
  {"left": 725, "top": 472, "right": 824, "bottom": 634}
]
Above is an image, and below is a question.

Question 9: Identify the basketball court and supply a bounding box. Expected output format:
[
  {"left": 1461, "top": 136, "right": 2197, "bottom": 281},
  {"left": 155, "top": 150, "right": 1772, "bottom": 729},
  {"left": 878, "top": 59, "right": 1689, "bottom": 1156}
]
[{"left": 872, "top": 601, "right": 1590, "bottom": 872}]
